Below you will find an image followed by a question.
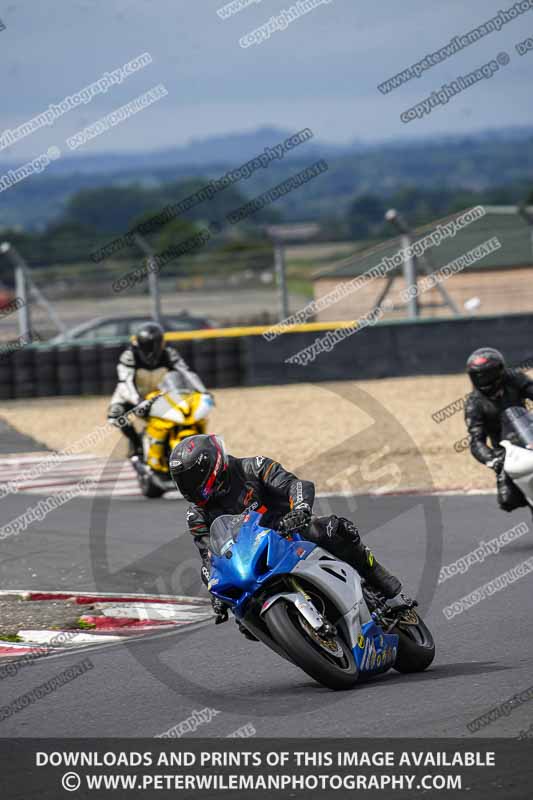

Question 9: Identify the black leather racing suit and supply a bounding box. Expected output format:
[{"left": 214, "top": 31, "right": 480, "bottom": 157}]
[
  {"left": 107, "top": 345, "right": 206, "bottom": 451},
  {"left": 186, "top": 455, "right": 401, "bottom": 598},
  {"left": 465, "top": 369, "right": 533, "bottom": 511}
]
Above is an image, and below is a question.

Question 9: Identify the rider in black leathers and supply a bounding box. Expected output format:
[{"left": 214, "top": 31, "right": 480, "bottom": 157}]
[
  {"left": 169, "top": 434, "right": 412, "bottom": 625},
  {"left": 465, "top": 347, "right": 533, "bottom": 512}
]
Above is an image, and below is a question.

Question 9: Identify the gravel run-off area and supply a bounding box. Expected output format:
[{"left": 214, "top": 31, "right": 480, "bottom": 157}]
[{"left": 0, "top": 374, "right": 505, "bottom": 494}]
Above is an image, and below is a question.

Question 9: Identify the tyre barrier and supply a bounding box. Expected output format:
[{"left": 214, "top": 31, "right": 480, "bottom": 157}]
[
  {"left": 0, "top": 352, "right": 14, "bottom": 400},
  {"left": 13, "top": 347, "right": 36, "bottom": 399},
  {"left": 215, "top": 337, "right": 242, "bottom": 388},
  {"left": 56, "top": 346, "right": 81, "bottom": 396},
  {"left": 3, "top": 312, "right": 531, "bottom": 398},
  {"left": 192, "top": 339, "right": 217, "bottom": 388},
  {"left": 34, "top": 347, "right": 58, "bottom": 398},
  {"left": 79, "top": 344, "right": 102, "bottom": 396},
  {"left": 2, "top": 338, "right": 244, "bottom": 398},
  {"left": 176, "top": 340, "right": 193, "bottom": 371},
  {"left": 100, "top": 343, "right": 124, "bottom": 395}
]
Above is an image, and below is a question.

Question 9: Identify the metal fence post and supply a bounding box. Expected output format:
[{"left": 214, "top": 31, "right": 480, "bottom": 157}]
[
  {"left": 1, "top": 241, "right": 68, "bottom": 340},
  {"left": 400, "top": 233, "right": 419, "bottom": 318},
  {"left": 133, "top": 233, "right": 162, "bottom": 325},
  {"left": 385, "top": 210, "right": 418, "bottom": 318},
  {"left": 274, "top": 239, "right": 289, "bottom": 321},
  {"left": 14, "top": 261, "right": 31, "bottom": 340}
]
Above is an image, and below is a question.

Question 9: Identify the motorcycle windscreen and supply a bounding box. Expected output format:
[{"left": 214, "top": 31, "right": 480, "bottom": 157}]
[
  {"left": 209, "top": 513, "right": 247, "bottom": 557},
  {"left": 501, "top": 406, "right": 533, "bottom": 449},
  {"left": 160, "top": 370, "right": 196, "bottom": 393}
]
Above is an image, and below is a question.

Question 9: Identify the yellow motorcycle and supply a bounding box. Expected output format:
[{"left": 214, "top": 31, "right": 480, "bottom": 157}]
[{"left": 131, "top": 371, "right": 214, "bottom": 498}]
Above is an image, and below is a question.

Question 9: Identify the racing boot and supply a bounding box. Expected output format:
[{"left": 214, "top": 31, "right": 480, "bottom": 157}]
[
  {"left": 357, "top": 551, "right": 415, "bottom": 610},
  {"left": 353, "top": 545, "right": 403, "bottom": 600},
  {"left": 123, "top": 424, "right": 143, "bottom": 458},
  {"left": 333, "top": 518, "right": 403, "bottom": 600}
]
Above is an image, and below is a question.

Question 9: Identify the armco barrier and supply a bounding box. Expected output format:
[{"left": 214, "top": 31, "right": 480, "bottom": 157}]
[
  {"left": 243, "top": 312, "right": 533, "bottom": 385},
  {"left": 2, "top": 313, "right": 532, "bottom": 398}
]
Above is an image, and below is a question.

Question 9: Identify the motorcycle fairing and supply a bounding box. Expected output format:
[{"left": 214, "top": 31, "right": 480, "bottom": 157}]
[
  {"left": 150, "top": 391, "right": 213, "bottom": 426},
  {"left": 291, "top": 549, "right": 398, "bottom": 665},
  {"left": 501, "top": 440, "right": 533, "bottom": 507},
  {"left": 209, "top": 511, "right": 315, "bottom": 616},
  {"left": 143, "top": 391, "right": 213, "bottom": 473},
  {"left": 353, "top": 620, "right": 398, "bottom": 674},
  {"left": 144, "top": 417, "right": 176, "bottom": 471}
]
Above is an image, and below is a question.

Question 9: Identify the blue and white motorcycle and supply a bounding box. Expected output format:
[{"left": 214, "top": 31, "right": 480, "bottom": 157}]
[{"left": 208, "top": 510, "right": 435, "bottom": 690}]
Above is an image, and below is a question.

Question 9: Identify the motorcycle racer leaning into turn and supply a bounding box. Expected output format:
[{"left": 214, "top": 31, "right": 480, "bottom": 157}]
[
  {"left": 465, "top": 347, "right": 533, "bottom": 514},
  {"left": 169, "top": 434, "right": 414, "bottom": 631},
  {"left": 107, "top": 322, "right": 208, "bottom": 456}
]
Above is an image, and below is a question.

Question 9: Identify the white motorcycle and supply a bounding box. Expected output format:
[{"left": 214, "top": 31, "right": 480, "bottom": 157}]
[{"left": 500, "top": 406, "right": 533, "bottom": 506}]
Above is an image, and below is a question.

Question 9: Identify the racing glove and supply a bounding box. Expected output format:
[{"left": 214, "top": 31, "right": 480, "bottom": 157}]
[
  {"left": 278, "top": 503, "right": 312, "bottom": 535},
  {"left": 212, "top": 596, "right": 229, "bottom": 625},
  {"left": 202, "top": 559, "right": 228, "bottom": 623},
  {"left": 486, "top": 453, "right": 505, "bottom": 473},
  {"left": 200, "top": 563, "right": 210, "bottom": 587}
]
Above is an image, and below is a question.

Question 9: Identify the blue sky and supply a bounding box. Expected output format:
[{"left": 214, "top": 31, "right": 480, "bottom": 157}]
[{"left": 2, "top": 0, "right": 533, "bottom": 158}]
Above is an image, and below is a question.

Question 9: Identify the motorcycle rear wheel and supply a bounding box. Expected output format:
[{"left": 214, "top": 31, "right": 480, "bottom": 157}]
[{"left": 264, "top": 599, "right": 359, "bottom": 690}]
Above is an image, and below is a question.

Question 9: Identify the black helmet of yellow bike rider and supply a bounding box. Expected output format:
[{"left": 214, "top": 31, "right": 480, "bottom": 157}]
[{"left": 135, "top": 322, "right": 164, "bottom": 368}]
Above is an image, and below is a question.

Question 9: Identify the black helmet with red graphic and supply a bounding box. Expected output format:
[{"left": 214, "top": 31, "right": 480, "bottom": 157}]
[
  {"left": 169, "top": 434, "right": 230, "bottom": 505},
  {"left": 467, "top": 347, "right": 505, "bottom": 397}
]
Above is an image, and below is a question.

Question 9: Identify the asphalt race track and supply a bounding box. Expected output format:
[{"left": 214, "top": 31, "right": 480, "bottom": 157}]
[{"left": 1, "top": 489, "right": 532, "bottom": 739}]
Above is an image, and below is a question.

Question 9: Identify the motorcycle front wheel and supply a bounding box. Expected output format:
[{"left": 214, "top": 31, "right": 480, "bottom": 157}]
[
  {"left": 138, "top": 471, "right": 165, "bottom": 499},
  {"left": 264, "top": 599, "right": 359, "bottom": 690}
]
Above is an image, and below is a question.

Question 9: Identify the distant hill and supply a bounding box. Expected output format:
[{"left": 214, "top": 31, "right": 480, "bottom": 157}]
[
  {"left": 1, "top": 125, "right": 532, "bottom": 229},
  {"left": 0, "top": 126, "right": 348, "bottom": 178}
]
